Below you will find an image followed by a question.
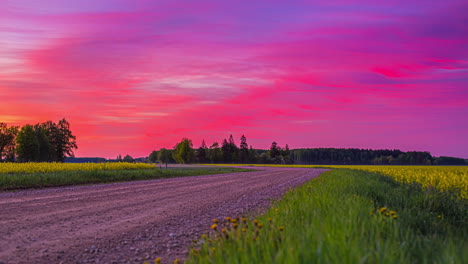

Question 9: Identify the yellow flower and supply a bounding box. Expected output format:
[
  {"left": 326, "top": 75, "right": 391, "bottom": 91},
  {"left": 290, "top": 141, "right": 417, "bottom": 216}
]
[
  {"left": 231, "top": 218, "right": 237, "bottom": 223},
  {"left": 173, "top": 259, "right": 179, "bottom": 264},
  {"left": 267, "top": 217, "right": 273, "bottom": 222},
  {"left": 221, "top": 228, "right": 227, "bottom": 233},
  {"left": 242, "top": 217, "right": 247, "bottom": 223},
  {"left": 257, "top": 223, "right": 263, "bottom": 229},
  {"left": 392, "top": 215, "right": 398, "bottom": 219},
  {"left": 211, "top": 224, "right": 217, "bottom": 230},
  {"left": 233, "top": 223, "right": 238, "bottom": 229},
  {"left": 379, "top": 207, "right": 387, "bottom": 213},
  {"left": 242, "top": 228, "right": 247, "bottom": 232},
  {"left": 212, "top": 218, "right": 219, "bottom": 223},
  {"left": 201, "top": 234, "right": 208, "bottom": 239},
  {"left": 275, "top": 209, "right": 279, "bottom": 212},
  {"left": 155, "top": 258, "right": 161, "bottom": 264},
  {"left": 225, "top": 217, "right": 231, "bottom": 221},
  {"left": 278, "top": 226, "right": 284, "bottom": 231},
  {"left": 253, "top": 219, "right": 259, "bottom": 226}
]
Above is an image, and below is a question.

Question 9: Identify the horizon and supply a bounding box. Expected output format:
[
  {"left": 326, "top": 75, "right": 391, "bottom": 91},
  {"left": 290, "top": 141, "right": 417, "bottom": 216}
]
[{"left": 1, "top": 0, "right": 467, "bottom": 159}]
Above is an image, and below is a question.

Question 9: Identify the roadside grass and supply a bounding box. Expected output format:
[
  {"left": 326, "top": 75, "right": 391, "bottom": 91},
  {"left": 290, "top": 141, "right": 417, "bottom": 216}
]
[
  {"left": 0, "top": 167, "right": 253, "bottom": 191},
  {"left": 186, "top": 169, "right": 467, "bottom": 264}
]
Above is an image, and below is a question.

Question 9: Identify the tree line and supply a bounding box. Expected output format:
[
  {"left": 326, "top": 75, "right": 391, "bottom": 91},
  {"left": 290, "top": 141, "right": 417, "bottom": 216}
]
[
  {"left": 148, "top": 135, "right": 292, "bottom": 165},
  {"left": 149, "top": 137, "right": 466, "bottom": 166},
  {"left": 0, "top": 119, "right": 77, "bottom": 162}
]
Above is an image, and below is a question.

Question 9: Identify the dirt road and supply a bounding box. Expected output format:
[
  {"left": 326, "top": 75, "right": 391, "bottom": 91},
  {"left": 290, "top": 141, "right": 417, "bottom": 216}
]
[{"left": 0, "top": 167, "right": 326, "bottom": 264}]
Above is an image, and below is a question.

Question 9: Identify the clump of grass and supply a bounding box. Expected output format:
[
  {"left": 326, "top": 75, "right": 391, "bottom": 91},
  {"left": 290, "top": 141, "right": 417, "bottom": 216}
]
[
  {"left": 0, "top": 167, "right": 254, "bottom": 191},
  {"left": 186, "top": 169, "right": 467, "bottom": 264}
]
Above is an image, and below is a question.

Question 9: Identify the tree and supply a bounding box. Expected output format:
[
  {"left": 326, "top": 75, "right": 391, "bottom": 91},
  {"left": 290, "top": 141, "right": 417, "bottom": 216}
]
[
  {"left": 196, "top": 140, "right": 208, "bottom": 163},
  {"left": 268, "top": 141, "right": 281, "bottom": 163},
  {"left": 148, "top": 151, "right": 158, "bottom": 163},
  {"left": 116, "top": 154, "right": 123, "bottom": 162},
  {"left": 228, "top": 134, "right": 239, "bottom": 162},
  {"left": 158, "top": 148, "right": 172, "bottom": 168},
  {"left": 123, "top": 154, "right": 135, "bottom": 163},
  {"left": 282, "top": 144, "right": 292, "bottom": 164},
  {"left": 221, "top": 138, "right": 230, "bottom": 163},
  {"left": 0, "top": 123, "right": 19, "bottom": 161},
  {"left": 208, "top": 142, "right": 222, "bottom": 163},
  {"left": 34, "top": 124, "right": 53, "bottom": 162},
  {"left": 173, "top": 138, "right": 195, "bottom": 164},
  {"left": 16, "top": 125, "right": 40, "bottom": 162},
  {"left": 239, "top": 135, "right": 248, "bottom": 163},
  {"left": 41, "top": 118, "right": 78, "bottom": 162}
]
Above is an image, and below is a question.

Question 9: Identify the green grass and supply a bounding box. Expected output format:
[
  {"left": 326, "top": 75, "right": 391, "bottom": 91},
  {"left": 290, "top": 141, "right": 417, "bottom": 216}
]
[
  {"left": 0, "top": 167, "right": 253, "bottom": 191},
  {"left": 187, "top": 169, "right": 468, "bottom": 264}
]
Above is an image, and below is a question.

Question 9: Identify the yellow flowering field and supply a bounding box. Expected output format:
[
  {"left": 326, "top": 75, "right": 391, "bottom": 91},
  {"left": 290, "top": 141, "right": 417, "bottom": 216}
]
[
  {"left": 210, "top": 164, "right": 468, "bottom": 199},
  {"left": 350, "top": 165, "right": 468, "bottom": 199},
  {"left": 0, "top": 162, "right": 155, "bottom": 174}
]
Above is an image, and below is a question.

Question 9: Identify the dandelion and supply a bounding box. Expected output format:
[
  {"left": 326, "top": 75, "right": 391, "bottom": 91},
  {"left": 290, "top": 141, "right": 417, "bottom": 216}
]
[
  {"left": 225, "top": 217, "right": 231, "bottom": 221},
  {"left": 242, "top": 217, "right": 247, "bottom": 223},
  {"left": 231, "top": 218, "right": 237, "bottom": 223},
  {"left": 221, "top": 228, "right": 227, "bottom": 233},
  {"left": 253, "top": 219, "right": 259, "bottom": 226},
  {"left": 275, "top": 209, "right": 279, "bottom": 212},
  {"left": 155, "top": 258, "right": 161, "bottom": 264},
  {"left": 267, "top": 217, "right": 273, "bottom": 222},
  {"left": 211, "top": 224, "right": 218, "bottom": 230},
  {"left": 212, "top": 219, "right": 219, "bottom": 223},
  {"left": 173, "top": 258, "right": 179, "bottom": 264},
  {"left": 392, "top": 215, "right": 398, "bottom": 219},
  {"left": 242, "top": 228, "right": 247, "bottom": 232},
  {"left": 278, "top": 226, "right": 284, "bottom": 231},
  {"left": 233, "top": 223, "right": 238, "bottom": 229},
  {"left": 379, "top": 207, "right": 387, "bottom": 213},
  {"left": 257, "top": 223, "right": 263, "bottom": 229},
  {"left": 201, "top": 234, "right": 208, "bottom": 240}
]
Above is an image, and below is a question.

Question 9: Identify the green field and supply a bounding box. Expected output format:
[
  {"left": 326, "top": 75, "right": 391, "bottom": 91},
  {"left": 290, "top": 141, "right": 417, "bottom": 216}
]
[
  {"left": 0, "top": 166, "right": 253, "bottom": 191},
  {"left": 187, "top": 168, "right": 467, "bottom": 264}
]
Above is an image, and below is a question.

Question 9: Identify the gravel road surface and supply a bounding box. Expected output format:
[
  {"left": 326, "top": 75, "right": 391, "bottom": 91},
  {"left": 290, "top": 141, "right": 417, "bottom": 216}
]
[{"left": 0, "top": 167, "right": 326, "bottom": 263}]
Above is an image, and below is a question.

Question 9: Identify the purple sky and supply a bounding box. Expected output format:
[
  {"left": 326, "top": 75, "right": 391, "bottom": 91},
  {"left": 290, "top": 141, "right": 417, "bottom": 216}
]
[{"left": 1, "top": 0, "right": 467, "bottom": 158}]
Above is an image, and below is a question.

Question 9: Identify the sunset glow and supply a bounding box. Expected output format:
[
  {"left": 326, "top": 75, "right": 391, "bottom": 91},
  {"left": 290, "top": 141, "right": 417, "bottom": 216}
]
[{"left": 1, "top": 0, "right": 467, "bottom": 158}]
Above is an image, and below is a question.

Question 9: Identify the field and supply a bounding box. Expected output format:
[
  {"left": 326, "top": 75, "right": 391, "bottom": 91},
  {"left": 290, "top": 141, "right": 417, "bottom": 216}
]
[
  {"left": 210, "top": 164, "right": 468, "bottom": 199},
  {"left": 0, "top": 162, "right": 252, "bottom": 191},
  {"left": 188, "top": 165, "right": 467, "bottom": 264},
  {"left": 1, "top": 163, "right": 466, "bottom": 263}
]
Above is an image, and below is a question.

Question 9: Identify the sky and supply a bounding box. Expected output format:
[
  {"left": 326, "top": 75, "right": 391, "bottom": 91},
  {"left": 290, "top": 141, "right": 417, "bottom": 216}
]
[{"left": 1, "top": 0, "right": 467, "bottom": 159}]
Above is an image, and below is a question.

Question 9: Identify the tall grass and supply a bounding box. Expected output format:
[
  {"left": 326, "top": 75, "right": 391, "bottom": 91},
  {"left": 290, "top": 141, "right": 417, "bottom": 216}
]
[
  {"left": 0, "top": 167, "right": 253, "bottom": 191},
  {"left": 187, "top": 169, "right": 467, "bottom": 264}
]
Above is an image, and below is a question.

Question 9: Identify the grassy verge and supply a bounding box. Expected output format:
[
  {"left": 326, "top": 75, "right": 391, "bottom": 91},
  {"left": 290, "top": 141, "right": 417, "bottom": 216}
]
[
  {"left": 187, "top": 169, "right": 467, "bottom": 264},
  {"left": 0, "top": 167, "right": 254, "bottom": 191}
]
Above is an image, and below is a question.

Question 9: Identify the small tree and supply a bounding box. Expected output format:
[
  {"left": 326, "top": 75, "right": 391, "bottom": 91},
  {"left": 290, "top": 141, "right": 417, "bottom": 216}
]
[
  {"left": 123, "top": 154, "right": 135, "bottom": 163},
  {"left": 208, "top": 142, "right": 222, "bottom": 163},
  {"left": 269, "top": 141, "right": 281, "bottom": 163},
  {"left": 158, "top": 148, "right": 172, "bottom": 168},
  {"left": 0, "top": 123, "right": 19, "bottom": 161},
  {"left": 16, "top": 125, "right": 40, "bottom": 162},
  {"left": 196, "top": 140, "right": 208, "bottom": 163},
  {"left": 148, "top": 150, "right": 158, "bottom": 163},
  {"left": 173, "top": 138, "right": 194, "bottom": 164},
  {"left": 239, "top": 135, "right": 248, "bottom": 163}
]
